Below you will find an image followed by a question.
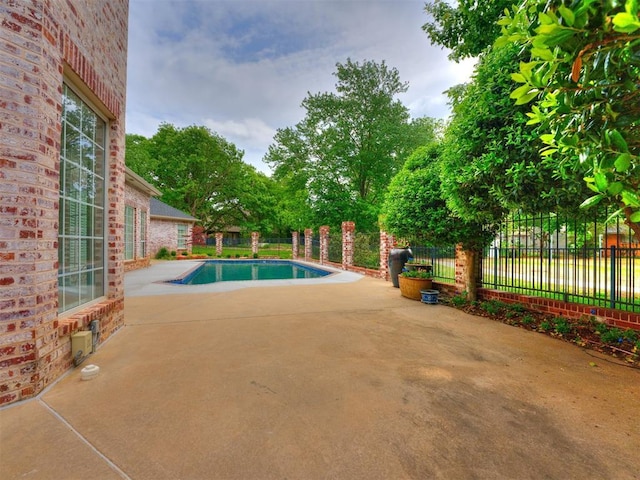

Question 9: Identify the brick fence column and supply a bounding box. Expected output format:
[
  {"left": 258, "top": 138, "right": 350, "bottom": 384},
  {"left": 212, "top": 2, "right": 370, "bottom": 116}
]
[
  {"left": 304, "top": 228, "right": 313, "bottom": 261},
  {"left": 455, "top": 243, "right": 466, "bottom": 292},
  {"left": 379, "top": 230, "right": 394, "bottom": 281},
  {"left": 319, "top": 226, "right": 330, "bottom": 265},
  {"left": 215, "top": 233, "right": 223, "bottom": 256},
  {"left": 251, "top": 232, "right": 260, "bottom": 256},
  {"left": 342, "top": 221, "right": 355, "bottom": 269},
  {"left": 292, "top": 231, "right": 299, "bottom": 260}
]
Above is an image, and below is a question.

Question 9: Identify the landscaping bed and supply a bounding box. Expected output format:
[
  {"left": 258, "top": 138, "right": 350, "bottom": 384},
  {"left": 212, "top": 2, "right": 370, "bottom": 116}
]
[{"left": 444, "top": 294, "right": 640, "bottom": 368}]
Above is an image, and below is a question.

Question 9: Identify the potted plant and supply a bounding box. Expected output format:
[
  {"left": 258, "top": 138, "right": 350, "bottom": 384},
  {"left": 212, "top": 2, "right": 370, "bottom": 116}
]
[
  {"left": 404, "top": 259, "right": 433, "bottom": 274},
  {"left": 398, "top": 269, "right": 433, "bottom": 300}
]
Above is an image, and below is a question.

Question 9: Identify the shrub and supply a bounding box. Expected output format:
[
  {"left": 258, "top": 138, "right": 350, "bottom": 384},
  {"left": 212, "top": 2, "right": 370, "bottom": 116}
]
[
  {"left": 553, "top": 317, "right": 572, "bottom": 335},
  {"left": 521, "top": 314, "right": 534, "bottom": 325},
  {"left": 155, "top": 247, "right": 172, "bottom": 260},
  {"left": 170, "top": 251, "right": 177, "bottom": 257},
  {"left": 600, "top": 327, "right": 624, "bottom": 345},
  {"left": 539, "top": 320, "right": 553, "bottom": 332},
  {"left": 480, "top": 300, "right": 504, "bottom": 315},
  {"left": 450, "top": 292, "right": 468, "bottom": 307}
]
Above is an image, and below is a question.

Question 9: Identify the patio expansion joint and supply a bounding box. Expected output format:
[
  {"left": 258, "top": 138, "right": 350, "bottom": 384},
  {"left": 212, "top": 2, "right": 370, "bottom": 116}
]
[{"left": 38, "top": 398, "right": 132, "bottom": 480}]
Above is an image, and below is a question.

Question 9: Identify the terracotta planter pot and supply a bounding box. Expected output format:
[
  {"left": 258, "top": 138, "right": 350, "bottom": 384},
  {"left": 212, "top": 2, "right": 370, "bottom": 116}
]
[{"left": 398, "top": 275, "right": 433, "bottom": 300}]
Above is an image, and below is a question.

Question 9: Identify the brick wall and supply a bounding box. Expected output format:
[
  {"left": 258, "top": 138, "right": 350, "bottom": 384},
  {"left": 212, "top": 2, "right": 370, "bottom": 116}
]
[
  {"left": 149, "top": 219, "right": 194, "bottom": 256},
  {"left": 124, "top": 182, "right": 151, "bottom": 271},
  {"left": 0, "top": 0, "right": 129, "bottom": 406}
]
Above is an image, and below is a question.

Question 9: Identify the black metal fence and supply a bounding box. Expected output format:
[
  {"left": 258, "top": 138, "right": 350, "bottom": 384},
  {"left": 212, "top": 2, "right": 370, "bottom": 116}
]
[{"left": 481, "top": 212, "right": 639, "bottom": 313}]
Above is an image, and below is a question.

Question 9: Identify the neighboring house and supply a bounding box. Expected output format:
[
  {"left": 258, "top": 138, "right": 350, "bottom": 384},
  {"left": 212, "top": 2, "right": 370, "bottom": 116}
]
[
  {"left": 124, "top": 168, "right": 161, "bottom": 271},
  {"left": 602, "top": 226, "right": 640, "bottom": 257},
  {"left": 0, "top": 1, "right": 129, "bottom": 406},
  {"left": 149, "top": 198, "right": 198, "bottom": 256},
  {"left": 193, "top": 225, "right": 242, "bottom": 246}
]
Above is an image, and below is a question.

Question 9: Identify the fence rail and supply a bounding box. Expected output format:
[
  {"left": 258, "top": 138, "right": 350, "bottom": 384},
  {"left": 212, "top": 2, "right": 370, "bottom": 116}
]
[{"left": 480, "top": 211, "right": 640, "bottom": 313}]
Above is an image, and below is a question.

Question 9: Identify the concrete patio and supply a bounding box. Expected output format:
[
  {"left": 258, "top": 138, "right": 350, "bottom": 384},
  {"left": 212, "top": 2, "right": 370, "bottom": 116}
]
[{"left": 2, "top": 261, "right": 639, "bottom": 479}]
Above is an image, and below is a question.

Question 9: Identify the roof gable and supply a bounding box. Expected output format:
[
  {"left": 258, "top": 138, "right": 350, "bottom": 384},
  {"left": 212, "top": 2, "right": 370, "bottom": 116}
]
[{"left": 150, "top": 198, "right": 198, "bottom": 222}]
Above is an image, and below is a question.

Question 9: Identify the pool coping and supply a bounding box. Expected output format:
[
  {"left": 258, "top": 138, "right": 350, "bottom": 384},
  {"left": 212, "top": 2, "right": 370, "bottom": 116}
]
[{"left": 124, "top": 259, "right": 363, "bottom": 297}]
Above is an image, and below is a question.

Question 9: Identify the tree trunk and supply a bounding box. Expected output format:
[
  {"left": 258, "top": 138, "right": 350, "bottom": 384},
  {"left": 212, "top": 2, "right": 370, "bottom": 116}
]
[
  {"left": 463, "top": 247, "right": 480, "bottom": 302},
  {"left": 624, "top": 206, "right": 640, "bottom": 243}
]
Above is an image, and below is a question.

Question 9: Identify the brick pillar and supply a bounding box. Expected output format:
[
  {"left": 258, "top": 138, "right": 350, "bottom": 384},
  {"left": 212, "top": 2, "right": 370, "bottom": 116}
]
[
  {"left": 292, "top": 232, "right": 299, "bottom": 260},
  {"left": 342, "top": 221, "right": 355, "bottom": 269},
  {"left": 319, "top": 226, "right": 330, "bottom": 265},
  {"left": 379, "top": 230, "right": 394, "bottom": 281},
  {"left": 251, "top": 232, "right": 259, "bottom": 256},
  {"left": 455, "top": 243, "right": 467, "bottom": 292},
  {"left": 304, "top": 229, "right": 313, "bottom": 261},
  {"left": 215, "top": 233, "right": 223, "bottom": 256}
]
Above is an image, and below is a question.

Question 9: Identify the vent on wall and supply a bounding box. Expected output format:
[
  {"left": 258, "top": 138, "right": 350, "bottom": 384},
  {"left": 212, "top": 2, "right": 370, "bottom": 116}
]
[{"left": 71, "top": 331, "right": 93, "bottom": 366}]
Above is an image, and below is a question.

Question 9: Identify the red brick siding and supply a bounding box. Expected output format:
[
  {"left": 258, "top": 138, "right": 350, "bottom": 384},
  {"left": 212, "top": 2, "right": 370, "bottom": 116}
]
[
  {"left": 149, "top": 219, "right": 194, "bottom": 256},
  {"left": 124, "top": 182, "right": 151, "bottom": 271},
  {"left": 0, "top": 0, "right": 128, "bottom": 406}
]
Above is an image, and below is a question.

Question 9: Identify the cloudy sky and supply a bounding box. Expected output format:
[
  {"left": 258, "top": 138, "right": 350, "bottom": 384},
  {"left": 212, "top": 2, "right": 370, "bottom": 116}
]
[{"left": 125, "top": 0, "right": 476, "bottom": 173}]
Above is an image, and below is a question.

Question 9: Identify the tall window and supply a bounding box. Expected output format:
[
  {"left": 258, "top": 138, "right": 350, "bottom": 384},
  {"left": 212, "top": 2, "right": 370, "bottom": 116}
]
[
  {"left": 58, "top": 84, "right": 106, "bottom": 313},
  {"left": 177, "top": 224, "right": 188, "bottom": 249},
  {"left": 124, "top": 205, "right": 134, "bottom": 260},
  {"left": 139, "top": 210, "right": 147, "bottom": 257}
]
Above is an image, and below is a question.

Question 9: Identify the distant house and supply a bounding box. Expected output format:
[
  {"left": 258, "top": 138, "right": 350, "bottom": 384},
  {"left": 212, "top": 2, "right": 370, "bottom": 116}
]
[
  {"left": 124, "top": 168, "right": 161, "bottom": 271},
  {"left": 150, "top": 198, "right": 198, "bottom": 256},
  {"left": 602, "top": 226, "right": 640, "bottom": 257}
]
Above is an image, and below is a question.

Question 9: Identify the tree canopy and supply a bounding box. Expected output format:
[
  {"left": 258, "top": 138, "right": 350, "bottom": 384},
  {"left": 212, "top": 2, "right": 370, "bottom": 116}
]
[
  {"left": 440, "top": 42, "right": 589, "bottom": 229},
  {"left": 423, "top": 0, "right": 514, "bottom": 60},
  {"left": 125, "top": 124, "right": 280, "bottom": 234},
  {"left": 381, "top": 144, "right": 492, "bottom": 250},
  {"left": 264, "top": 59, "right": 436, "bottom": 232},
  {"left": 498, "top": 0, "right": 640, "bottom": 239}
]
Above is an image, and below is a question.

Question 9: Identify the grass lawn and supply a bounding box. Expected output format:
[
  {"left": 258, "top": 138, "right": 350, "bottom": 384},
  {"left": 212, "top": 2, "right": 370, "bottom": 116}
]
[{"left": 192, "top": 244, "right": 293, "bottom": 259}]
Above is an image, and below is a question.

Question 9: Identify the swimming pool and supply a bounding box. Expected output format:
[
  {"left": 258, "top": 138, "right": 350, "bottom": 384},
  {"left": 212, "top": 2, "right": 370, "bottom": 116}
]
[{"left": 169, "top": 260, "right": 332, "bottom": 285}]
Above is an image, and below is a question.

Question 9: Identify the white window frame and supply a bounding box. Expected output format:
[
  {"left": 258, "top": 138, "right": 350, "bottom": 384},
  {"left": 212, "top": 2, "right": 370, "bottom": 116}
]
[
  {"left": 139, "top": 209, "right": 147, "bottom": 258},
  {"left": 124, "top": 205, "right": 135, "bottom": 260},
  {"left": 58, "top": 82, "right": 108, "bottom": 313},
  {"left": 177, "top": 224, "right": 188, "bottom": 250}
]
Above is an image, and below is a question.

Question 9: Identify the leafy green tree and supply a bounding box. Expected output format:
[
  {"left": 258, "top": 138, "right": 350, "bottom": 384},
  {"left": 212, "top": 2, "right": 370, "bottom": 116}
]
[
  {"left": 126, "top": 124, "right": 262, "bottom": 234},
  {"left": 440, "top": 42, "right": 589, "bottom": 228},
  {"left": 499, "top": 0, "right": 640, "bottom": 239},
  {"left": 423, "top": 0, "right": 514, "bottom": 60},
  {"left": 265, "top": 59, "right": 429, "bottom": 232},
  {"left": 382, "top": 144, "right": 494, "bottom": 299},
  {"left": 125, "top": 134, "right": 156, "bottom": 179}
]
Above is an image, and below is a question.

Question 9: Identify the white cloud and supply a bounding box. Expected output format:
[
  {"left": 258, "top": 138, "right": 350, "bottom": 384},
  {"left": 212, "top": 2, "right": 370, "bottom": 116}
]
[{"left": 126, "top": 0, "right": 475, "bottom": 173}]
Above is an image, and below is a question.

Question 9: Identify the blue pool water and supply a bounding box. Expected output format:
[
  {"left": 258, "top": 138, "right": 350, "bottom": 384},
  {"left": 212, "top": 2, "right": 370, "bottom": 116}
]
[{"left": 170, "top": 260, "right": 332, "bottom": 285}]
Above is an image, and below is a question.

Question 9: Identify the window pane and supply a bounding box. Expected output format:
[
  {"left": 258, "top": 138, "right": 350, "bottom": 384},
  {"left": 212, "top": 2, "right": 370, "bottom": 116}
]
[
  {"left": 94, "top": 207, "right": 104, "bottom": 237},
  {"left": 63, "top": 238, "right": 79, "bottom": 273},
  {"left": 64, "top": 162, "right": 81, "bottom": 201},
  {"left": 64, "top": 200, "right": 79, "bottom": 236},
  {"left": 94, "top": 268, "right": 104, "bottom": 297},
  {"left": 58, "top": 83, "right": 107, "bottom": 313},
  {"left": 63, "top": 274, "right": 80, "bottom": 311}
]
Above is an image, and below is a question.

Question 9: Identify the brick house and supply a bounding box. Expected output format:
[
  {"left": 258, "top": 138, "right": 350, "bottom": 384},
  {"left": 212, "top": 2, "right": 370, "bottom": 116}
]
[
  {"left": 149, "top": 198, "right": 197, "bottom": 256},
  {"left": 0, "top": 1, "right": 129, "bottom": 405},
  {"left": 125, "top": 168, "right": 161, "bottom": 271}
]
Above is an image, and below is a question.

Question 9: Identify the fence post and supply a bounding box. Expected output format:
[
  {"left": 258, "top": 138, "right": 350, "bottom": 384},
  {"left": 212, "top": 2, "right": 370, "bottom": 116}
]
[
  {"left": 251, "top": 232, "right": 259, "bottom": 256},
  {"left": 610, "top": 245, "right": 616, "bottom": 309},
  {"left": 215, "top": 232, "right": 223, "bottom": 256},
  {"left": 379, "top": 230, "right": 394, "bottom": 281},
  {"left": 292, "top": 231, "right": 299, "bottom": 260},
  {"left": 493, "top": 246, "right": 498, "bottom": 289},
  {"left": 342, "top": 221, "right": 355, "bottom": 269},
  {"left": 319, "top": 226, "right": 330, "bottom": 265},
  {"left": 304, "top": 228, "right": 313, "bottom": 262},
  {"left": 455, "top": 244, "right": 469, "bottom": 295}
]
